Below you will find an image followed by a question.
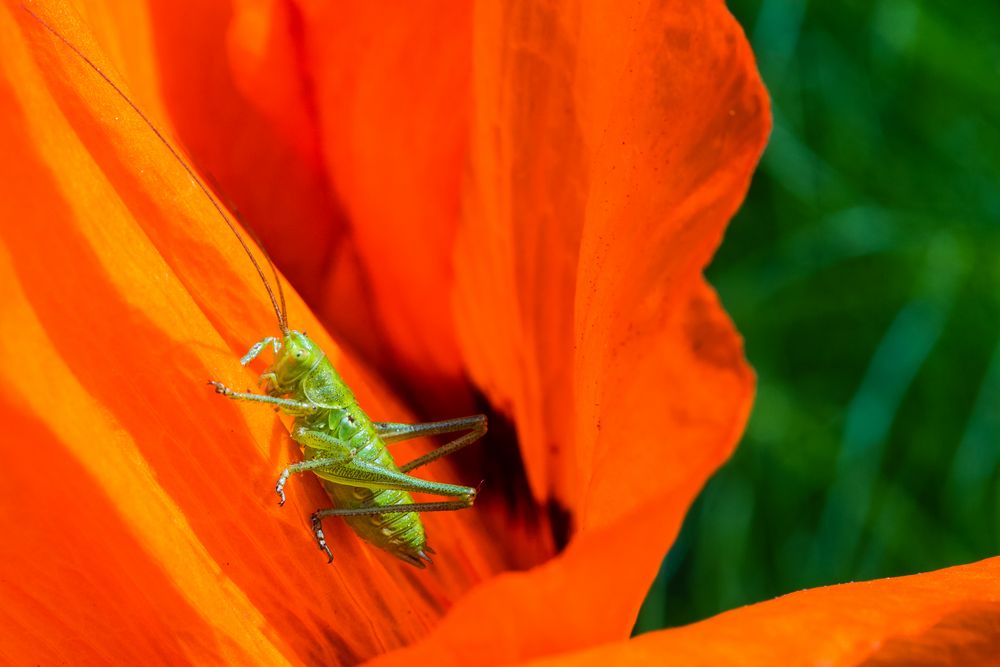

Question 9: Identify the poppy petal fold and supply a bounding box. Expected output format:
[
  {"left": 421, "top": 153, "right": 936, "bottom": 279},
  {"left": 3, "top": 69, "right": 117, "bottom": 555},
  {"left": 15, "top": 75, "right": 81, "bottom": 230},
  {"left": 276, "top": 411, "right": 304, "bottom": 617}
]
[
  {"left": 454, "top": 0, "right": 770, "bottom": 516},
  {"left": 367, "top": 282, "right": 755, "bottom": 667},
  {"left": 410, "top": 0, "right": 771, "bottom": 661}
]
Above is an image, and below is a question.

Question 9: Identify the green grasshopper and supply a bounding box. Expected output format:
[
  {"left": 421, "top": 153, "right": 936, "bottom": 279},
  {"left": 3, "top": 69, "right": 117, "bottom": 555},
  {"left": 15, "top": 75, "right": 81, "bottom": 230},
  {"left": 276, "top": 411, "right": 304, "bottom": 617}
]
[
  {"left": 209, "top": 324, "right": 486, "bottom": 567},
  {"left": 210, "top": 329, "right": 485, "bottom": 568},
  {"left": 28, "top": 5, "right": 486, "bottom": 568}
]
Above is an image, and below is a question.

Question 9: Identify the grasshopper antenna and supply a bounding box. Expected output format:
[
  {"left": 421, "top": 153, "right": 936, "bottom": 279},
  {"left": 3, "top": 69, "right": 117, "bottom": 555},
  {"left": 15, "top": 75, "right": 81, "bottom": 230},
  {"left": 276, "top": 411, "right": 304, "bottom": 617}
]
[
  {"left": 23, "top": 4, "right": 290, "bottom": 335},
  {"left": 221, "top": 198, "right": 288, "bottom": 331},
  {"left": 252, "top": 228, "right": 288, "bottom": 332}
]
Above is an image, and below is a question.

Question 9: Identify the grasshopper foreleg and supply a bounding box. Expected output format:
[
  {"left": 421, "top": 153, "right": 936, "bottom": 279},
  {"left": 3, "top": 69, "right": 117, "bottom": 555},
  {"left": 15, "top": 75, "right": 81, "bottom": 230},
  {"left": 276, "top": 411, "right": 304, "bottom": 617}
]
[
  {"left": 209, "top": 381, "right": 318, "bottom": 415},
  {"left": 240, "top": 337, "right": 281, "bottom": 365}
]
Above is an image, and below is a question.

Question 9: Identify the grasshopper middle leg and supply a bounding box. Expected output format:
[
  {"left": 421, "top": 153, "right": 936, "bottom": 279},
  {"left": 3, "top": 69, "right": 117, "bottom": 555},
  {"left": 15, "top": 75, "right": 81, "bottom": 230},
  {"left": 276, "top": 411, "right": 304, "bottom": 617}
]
[
  {"left": 310, "top": 498, "right": 476, "bottom": 563},
  {"left": 308, "top": 456, "right": 478, "bottom": 562}
]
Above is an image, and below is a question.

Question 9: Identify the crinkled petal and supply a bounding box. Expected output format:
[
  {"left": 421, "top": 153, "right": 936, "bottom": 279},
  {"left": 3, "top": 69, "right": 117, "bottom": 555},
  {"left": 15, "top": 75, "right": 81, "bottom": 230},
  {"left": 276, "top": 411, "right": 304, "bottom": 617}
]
[{"left": 520, "top": 557, "right": 1000, "bottom": 667}]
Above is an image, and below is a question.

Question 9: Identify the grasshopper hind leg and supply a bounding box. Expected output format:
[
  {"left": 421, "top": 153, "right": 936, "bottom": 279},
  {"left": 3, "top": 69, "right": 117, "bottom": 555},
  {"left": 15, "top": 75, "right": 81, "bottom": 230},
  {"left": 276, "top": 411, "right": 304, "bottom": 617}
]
[
  {"left": 374, "top": 415, "right": 487, "bottom": 473},
  {"left": 309, "top": 498, "right": 476, "bottom": 566},
  {"left": 308, "top": 509, "right": 437, "bottom": 567},
  {"left": 295, "top": 419, "right": 484, "bottom": 566}
]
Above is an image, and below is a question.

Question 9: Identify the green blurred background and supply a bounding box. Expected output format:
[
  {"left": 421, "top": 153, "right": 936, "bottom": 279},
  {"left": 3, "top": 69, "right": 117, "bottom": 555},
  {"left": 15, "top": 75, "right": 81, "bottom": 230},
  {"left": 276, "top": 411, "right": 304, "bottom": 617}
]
[{"left": 636, "top": 0, "right": 1000, "bottom": 631}]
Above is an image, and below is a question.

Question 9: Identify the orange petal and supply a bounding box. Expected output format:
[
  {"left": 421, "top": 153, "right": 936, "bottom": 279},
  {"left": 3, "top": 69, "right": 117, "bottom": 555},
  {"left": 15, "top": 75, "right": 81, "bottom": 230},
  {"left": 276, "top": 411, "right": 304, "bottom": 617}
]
[
  {"left": 454, "top": 0, "right": 770, "bottom": 516},
  {"left": 370, "top": 1, "right": 767, "bottom": 662},
  {"left": 146, "top": 0, "right": 343, "bottom": 310},
  {"left": 0, "top": 2, "right": 502, "bottom": 663},
  {"left": 367, "top": 284, "right": 754, "bottom": 667},
  {"left": 455, "top": 0, "right": 767, "bottom": 551},
  {"left": 222, "top": 0, "right": 385, "bottom": 362},
  {"left": 293, "top": 0, "right": 474, "bottom": 410},
  {"left": 518, "top": 557, "right": 1000, "bottom": 666},
  {"left": 70, "top": 0, "right": 374, "bottom": 356}
]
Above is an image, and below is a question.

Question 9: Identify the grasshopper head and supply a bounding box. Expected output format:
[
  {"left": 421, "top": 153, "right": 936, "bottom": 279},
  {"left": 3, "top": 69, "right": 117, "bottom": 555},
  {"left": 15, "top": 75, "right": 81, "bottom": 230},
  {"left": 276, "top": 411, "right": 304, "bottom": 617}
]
[{"left": 264, "top": 330, "right": 323, "bottom": 394}]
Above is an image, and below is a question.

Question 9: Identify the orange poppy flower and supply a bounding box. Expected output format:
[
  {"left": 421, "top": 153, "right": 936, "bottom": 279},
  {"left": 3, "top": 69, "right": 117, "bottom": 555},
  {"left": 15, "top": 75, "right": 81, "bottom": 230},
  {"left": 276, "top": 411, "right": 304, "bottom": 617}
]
[{"left": 1, "top": 1, "right": 997, "bottom": 666}]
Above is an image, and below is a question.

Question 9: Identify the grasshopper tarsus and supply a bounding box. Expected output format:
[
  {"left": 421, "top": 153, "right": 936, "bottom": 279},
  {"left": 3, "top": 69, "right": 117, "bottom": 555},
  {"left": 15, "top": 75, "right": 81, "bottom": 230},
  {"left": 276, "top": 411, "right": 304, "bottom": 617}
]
[
  {"left": 275, "top": 469, "right": 289, "bottom": 506},
  {"left": 311, "top": 513, "right": 334, "bottom": 563}
]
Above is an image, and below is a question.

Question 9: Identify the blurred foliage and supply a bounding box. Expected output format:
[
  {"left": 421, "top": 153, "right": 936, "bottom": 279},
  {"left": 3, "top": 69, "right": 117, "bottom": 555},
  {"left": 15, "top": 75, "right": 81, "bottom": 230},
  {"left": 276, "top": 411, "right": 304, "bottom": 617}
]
[{"left": 636, "top": 0, "right": 1000, "bottom": 632}]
